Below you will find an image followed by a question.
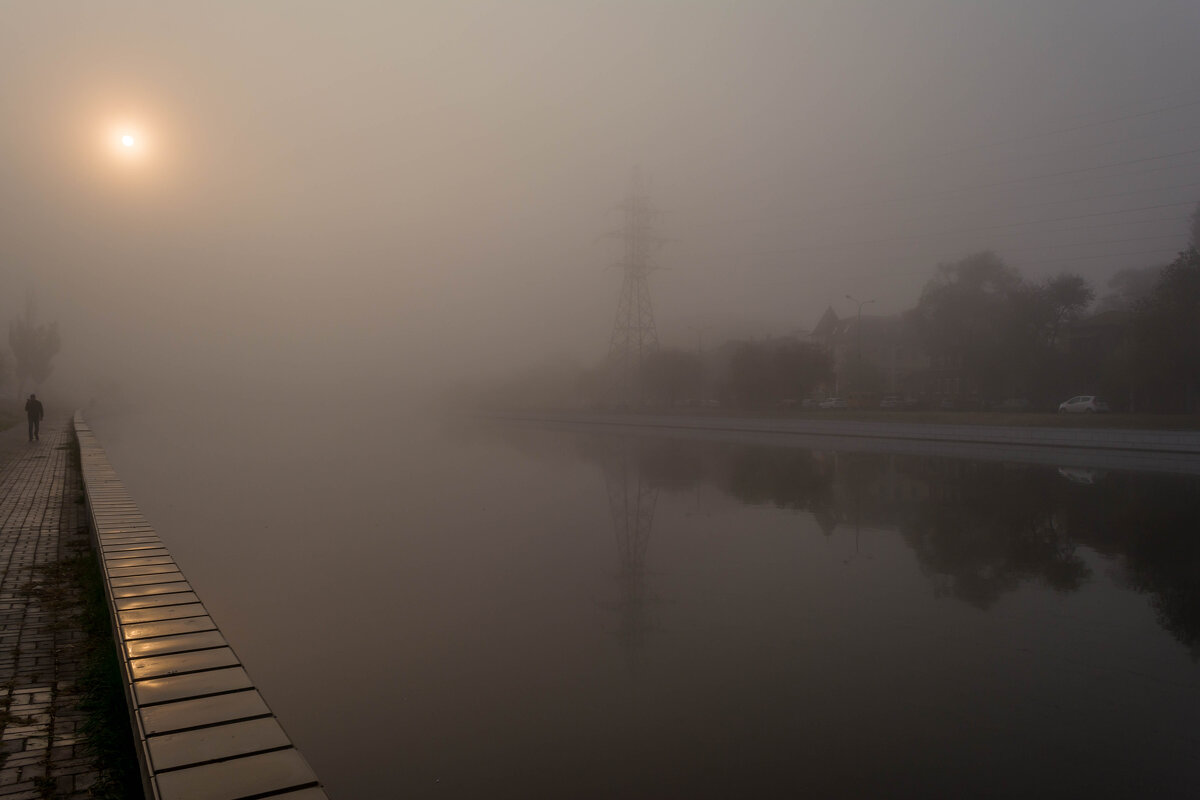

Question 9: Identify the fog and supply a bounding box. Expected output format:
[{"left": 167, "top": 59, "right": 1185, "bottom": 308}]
[
  {"left": 7, "top": 4, "right": 1200, "bottom": 796},
  {"left": 3, "top": 1, "right": 1200, "bottom": 406}
]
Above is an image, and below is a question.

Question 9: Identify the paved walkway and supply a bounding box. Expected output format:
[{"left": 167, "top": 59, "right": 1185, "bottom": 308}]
[{"left": 0, "top": 414, "right": 99, "bottom": 798}]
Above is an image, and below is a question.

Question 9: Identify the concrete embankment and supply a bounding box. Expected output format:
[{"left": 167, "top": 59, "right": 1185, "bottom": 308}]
[
  {"left": 74, "top": 413, "right": 328, "bottom": 800},
  {"left": 487, "top": 411, "right": 1200, "bottom": 474}
]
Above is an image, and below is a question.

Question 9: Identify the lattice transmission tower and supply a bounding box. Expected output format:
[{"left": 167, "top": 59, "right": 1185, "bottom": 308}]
[{"left": 607, "top": 168, "right": 663, "bottom": 403}]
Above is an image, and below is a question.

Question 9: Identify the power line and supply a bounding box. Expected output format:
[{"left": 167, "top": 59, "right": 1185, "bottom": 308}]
[
  {"left": 815, "top": 121, "right": 1200, "bottom": 214},
  {"left": 968, "top": 120, "right": 1200, "bottom": 174},
  {"left": 1016, "top": 248, "right": 1184, "bottom": 268},
  {"left": 685, "top": 150, "right": 1200, "bottom": 241},
  {"left": 797, "top": 146, "right": 1200, "bottom": 219},
  {"left": 843, "top": 249, "right": 1183, "bottom": 283},
  {"left": 737, "top": 201, "right": 1196, "bottom": 258},
  {"left": 912, "top": 98, "right": 1200, "bottom": 163},
  {"left": 979, "top": 178, "right": 1200, "bottom": 216},
  {"left": 680, "top": 166, "right": 1200, "bottom": 234},
  {"left": 1056, "top": 88, "right": 1200, "bottom": 123},
  {"left": 818, "top": 96, "right": 1200, "bottom": 185},
  {"left": 997, "top": 234, "right": 1183, "bottom": 254}
]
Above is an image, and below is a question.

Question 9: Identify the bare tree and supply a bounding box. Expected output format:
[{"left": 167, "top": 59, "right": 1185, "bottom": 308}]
[{"left": 9, "top": 292, "right": 61, "bottom": 399}]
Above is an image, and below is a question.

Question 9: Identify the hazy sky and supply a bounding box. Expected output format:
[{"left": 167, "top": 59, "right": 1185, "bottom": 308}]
[{"left": 3, "top": 1, "right": 1200, "bottom": 399}]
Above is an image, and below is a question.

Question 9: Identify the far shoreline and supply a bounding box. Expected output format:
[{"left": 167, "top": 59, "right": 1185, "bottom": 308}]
[{"left": 476, "top": 406, "right": 1200, "bottom": 432}]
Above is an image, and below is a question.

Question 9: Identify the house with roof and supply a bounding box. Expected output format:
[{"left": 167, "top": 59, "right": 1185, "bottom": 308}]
[{"left": 809, "top": 306, "right": 931, "bottom": 397}]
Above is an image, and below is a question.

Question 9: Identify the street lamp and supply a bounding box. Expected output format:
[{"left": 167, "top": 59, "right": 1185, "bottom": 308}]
[
  {"left": 845, "top": 294, "right": 875, "bottom": 365},
  {"left": 688, "top": 324, "right": 711, "bottom": 357}
]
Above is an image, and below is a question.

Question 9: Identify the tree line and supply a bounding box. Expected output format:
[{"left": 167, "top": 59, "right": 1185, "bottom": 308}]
[
  {"left": 907, "top": 205, "right": 1200, "bottom": 411},
  {"left": 569, "top": 434, "right": 1200, "bottom": 657},
  {"left": 462, "top": 202, "right": 1200, "bottom": 413}
]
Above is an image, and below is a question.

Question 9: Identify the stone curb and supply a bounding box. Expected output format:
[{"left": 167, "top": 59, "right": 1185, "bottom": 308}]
[{"left": 74, "top": 413, "right": 329, "bottom": 800}]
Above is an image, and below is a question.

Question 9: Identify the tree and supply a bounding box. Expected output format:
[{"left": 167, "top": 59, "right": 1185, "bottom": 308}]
[
  {"left": 722, "top": 339, "right": 830, "bottom": 407},
  {"left": 996, "top": 273, "right": 1095, "bottom": 402},
  {"left": 1190, "top": 200, "right": 1200, "bottom": 251},
  {"left": 1131, "top": 246, "right": 1200, "bottom": 411},
  {"left": 640, "top": 348, "right": 704, "bottom": 407},
  {"left": 772, "top": 340, "right": 832, "bottom": 399},
  {"left": 908, "top": 251, "right": 1021, "bottom": 402},
  {"left": 1042, "top": 273, "right": 1094, "bottom": 347},
  {"left": 839, "top": 356, "right": 883, "bottom": 394},
  {"left": 911, "top": 253, "right": 1098, "bottom": 403},
  {"left": 9, "top": 293, "right": 61, "bottom": 399},
  {"left": 725, "top": 341, "right": 774, "bottom": 407},
  {"left": 1095, "top": 264, "right": 1164, "bottom": 313}
]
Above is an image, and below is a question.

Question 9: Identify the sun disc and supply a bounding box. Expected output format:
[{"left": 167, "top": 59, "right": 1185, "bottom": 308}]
[{"left": 121, "top": 134, "right": 135, "bottom": 147}]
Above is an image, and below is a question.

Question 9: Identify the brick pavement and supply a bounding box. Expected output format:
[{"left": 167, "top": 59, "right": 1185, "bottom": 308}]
[{"left": 0, "top": 414, "right": 100, "bottom": 798}]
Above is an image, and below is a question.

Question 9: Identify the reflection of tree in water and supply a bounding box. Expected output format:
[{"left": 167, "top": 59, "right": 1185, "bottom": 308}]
[
  {"left": 900, "top": 463, "right": 1090, "bottom": 608},
  {"left": 720, "top": 447, "right": 836, "bottom": 519},
  {"left": 1059, "top": 473, "right": 1200, "bottom": 657},
  {"left": 557, "top": 427, "right": 1200, "bottom": 656}
]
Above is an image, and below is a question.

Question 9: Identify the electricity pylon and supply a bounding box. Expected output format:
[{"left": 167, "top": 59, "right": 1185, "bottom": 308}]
[{"left": 607, "top": 168, "right": 663, "bottom": 404}]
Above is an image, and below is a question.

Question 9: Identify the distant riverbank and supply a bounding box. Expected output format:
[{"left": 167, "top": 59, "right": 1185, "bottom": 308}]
[
  {"left": 489, "top": 407, "right": 1200, "bottom": 431},
  {"left": 483, "top": 410, "right": 1200, "bottom": 475}
]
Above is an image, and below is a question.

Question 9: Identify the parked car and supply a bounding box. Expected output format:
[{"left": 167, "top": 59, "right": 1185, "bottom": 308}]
[
  {"left": 848, "top": 391, "right": 879, "bottom": 409},
  {"left": 1058, "top": 395, "right": 1110, "bottom": 413},
  {"left": 879, "top": 395, "right": 902, "bottom": 409},
  {"left": 800, "top": 398, "right": 818, "bottom": 409},
  {"left": 819, "top": 397, "right": 848, "bottom": 409},
  {"left": 996, "top": 397, "right": 1031, "bottom": 411}
]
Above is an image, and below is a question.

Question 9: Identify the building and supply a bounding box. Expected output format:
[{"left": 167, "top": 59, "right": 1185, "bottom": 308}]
[{"left": 810, "top": 306, "right": 930, "bottom": 397}]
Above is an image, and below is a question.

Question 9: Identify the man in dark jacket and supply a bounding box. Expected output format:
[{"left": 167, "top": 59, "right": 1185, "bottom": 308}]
[{"left": 25, "top": 393, "right": 44, "bottom": 442}]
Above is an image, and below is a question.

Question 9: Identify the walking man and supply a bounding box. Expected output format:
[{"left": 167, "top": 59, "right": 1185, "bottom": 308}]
[{"left": 25, "top": 393, "right": 44, "bottom": 442}]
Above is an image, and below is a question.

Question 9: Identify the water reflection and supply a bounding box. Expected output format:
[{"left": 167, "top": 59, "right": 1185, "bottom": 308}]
[
  {"left": 93, "top": 408, "right": 1200, "bottom": 797},
  {"left": 540, "top": 428, "right": 1200, "bottom": 657},
  {"left": 598, "top": 437, "right": 660, "bottom": 658}
]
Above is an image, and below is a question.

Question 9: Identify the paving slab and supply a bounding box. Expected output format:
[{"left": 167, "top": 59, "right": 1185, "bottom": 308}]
[{"left": 139, "top": 691, "right": 271, "bottom": 736}]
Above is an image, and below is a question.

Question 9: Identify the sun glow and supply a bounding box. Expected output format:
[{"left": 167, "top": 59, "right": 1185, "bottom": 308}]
[{"left": 107, "top": 121, "right": 148, "bottom": 161}]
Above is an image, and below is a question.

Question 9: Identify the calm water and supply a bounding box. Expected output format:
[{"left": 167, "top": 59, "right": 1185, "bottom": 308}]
[{"left": 89, "top": 405, "right": 1199, "bottom": 798}]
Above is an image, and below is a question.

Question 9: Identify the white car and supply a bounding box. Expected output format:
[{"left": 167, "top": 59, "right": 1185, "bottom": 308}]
[
  {"left": 1058, "top": 395, "right": 1110, "bottom": 413},
  {"left": 819, "top": 397, "right": 848, "bottom": 409},
  {"left": 1057, "top": 467, "right": 1103, "bottom": 485}
]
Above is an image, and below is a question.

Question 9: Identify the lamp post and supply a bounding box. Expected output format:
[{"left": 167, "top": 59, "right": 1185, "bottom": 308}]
[
  {"left": 688, "top": 325, "right": 712, "bottom": 406},
  {"left": 844, "top": 296, "right": 873, "bottom": 364},
  {"left": 844, "top": 296, "right": 873, "bottom": 395}
]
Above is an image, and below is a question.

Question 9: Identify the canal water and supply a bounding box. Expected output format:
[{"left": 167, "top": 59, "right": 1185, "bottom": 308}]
[{"left": 88, "top": 405, "right": 1199, "bottom": 798}]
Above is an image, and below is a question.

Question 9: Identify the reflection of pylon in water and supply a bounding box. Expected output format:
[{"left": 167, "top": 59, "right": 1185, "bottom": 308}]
[{"left": 600, "top": 438, "right": 659, "bottom": 658}]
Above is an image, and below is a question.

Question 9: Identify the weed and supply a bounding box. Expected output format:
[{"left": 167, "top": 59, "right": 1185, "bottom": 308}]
[
  {"left": 71, "top": 548, "right": 141, "bottom": 798},
  {"left": 33, "top": 774, "right": 56, "bottom": 798}
]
